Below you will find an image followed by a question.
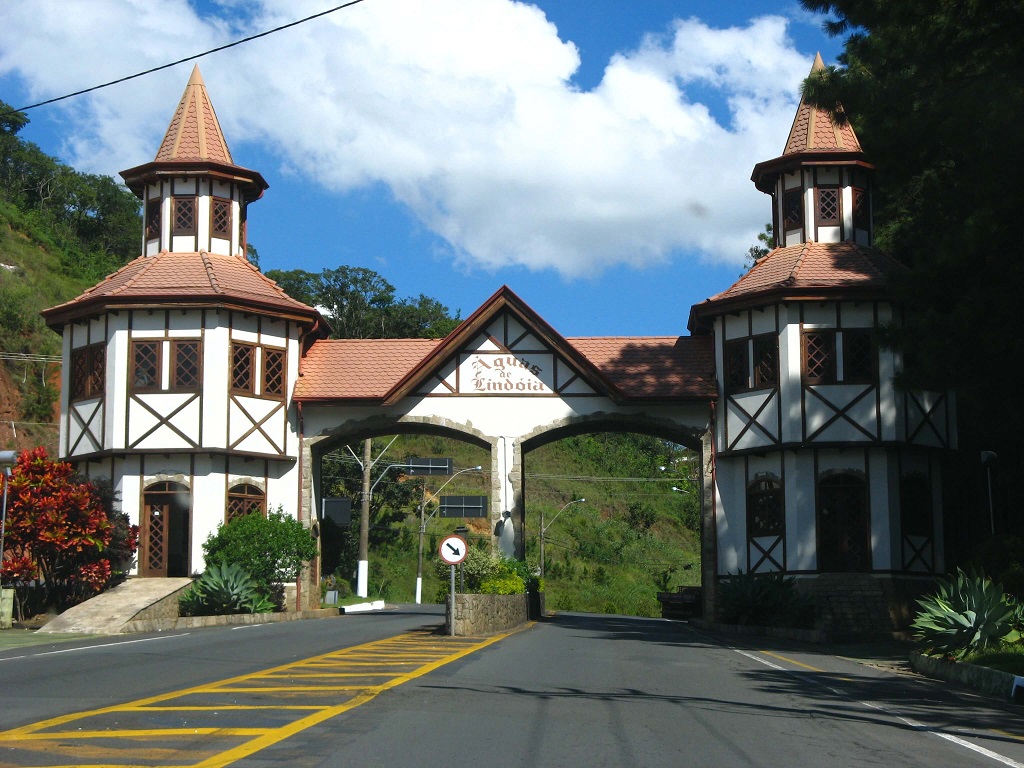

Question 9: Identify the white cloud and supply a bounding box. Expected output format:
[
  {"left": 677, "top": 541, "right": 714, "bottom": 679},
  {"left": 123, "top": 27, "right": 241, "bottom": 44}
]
[{"left": 0, "top": 0, "right": 814, "bottom": 277}]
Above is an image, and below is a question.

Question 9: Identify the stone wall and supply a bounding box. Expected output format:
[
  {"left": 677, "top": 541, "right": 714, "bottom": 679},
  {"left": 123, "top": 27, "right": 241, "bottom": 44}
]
[
  {"left": 449, "top": 593, "right": 528, "bottom": 636},
  {"left": 795, "top": 573, "right": 934, "bottom": 635}
]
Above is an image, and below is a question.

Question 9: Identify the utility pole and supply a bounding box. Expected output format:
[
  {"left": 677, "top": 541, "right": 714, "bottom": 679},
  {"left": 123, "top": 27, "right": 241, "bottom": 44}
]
[{"left": 357, "top": 438, "right": 371, "bottom": 598}]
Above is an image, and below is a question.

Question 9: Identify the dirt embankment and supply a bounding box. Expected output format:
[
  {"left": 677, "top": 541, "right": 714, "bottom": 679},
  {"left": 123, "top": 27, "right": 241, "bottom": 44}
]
[{"left": 0, "top": 362, "right": 59, "bottom": 456}]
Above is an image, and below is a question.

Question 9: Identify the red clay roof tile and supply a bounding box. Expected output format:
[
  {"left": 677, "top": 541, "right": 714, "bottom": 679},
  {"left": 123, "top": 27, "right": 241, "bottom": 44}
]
[
  {"left": 294, "top": 335, "right": 715, "bottom": 401},
  {"left": 42, "top": 251, "right": 321, "bottom": 327}
]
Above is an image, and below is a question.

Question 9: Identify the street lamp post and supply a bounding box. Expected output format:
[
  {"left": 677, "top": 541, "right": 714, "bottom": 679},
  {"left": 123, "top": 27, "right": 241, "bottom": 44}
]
[
  {"left": 539, "top": 498, "right": 585, "bottom": 578},
  {"left": 415, "top": 466, "right": 482, "bottom": 604}
]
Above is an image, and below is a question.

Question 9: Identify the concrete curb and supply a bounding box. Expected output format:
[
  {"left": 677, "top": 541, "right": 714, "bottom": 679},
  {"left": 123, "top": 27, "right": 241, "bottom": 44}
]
[
  {"left": 121, "top": 607, "right": 340, "bottom": 634},
  {"left": 909, "top": 651, "right": 1024, "bottom": 703},
  {"left": 339, "top": 600, "right": 386, "bottom": 614}
]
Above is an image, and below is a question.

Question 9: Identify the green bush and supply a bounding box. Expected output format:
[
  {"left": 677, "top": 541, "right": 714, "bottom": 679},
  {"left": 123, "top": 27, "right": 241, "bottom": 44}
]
[
  {"left": 912, "top": 568, "right": 1018, "bottom": 659},
  {"left": 718, "top": 570, "right": 814, "bottom": 628},
  {"left": 479, "top": 574, "right": 526, "bottom": 595},
  {"left": 202, "top": 507, "right": 318, "bottom": 607},
  {"left": 179, "top": 562, "right": 275, "bottom": 616}
]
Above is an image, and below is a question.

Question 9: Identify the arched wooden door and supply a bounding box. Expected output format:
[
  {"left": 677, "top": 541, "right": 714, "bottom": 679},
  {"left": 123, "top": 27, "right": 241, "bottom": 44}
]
[
  {"left": 817, "top": 472, "right": 870, "bottom": 572},
  {"left": 141, "top": 481, "right": 191, "bottom": 577}
]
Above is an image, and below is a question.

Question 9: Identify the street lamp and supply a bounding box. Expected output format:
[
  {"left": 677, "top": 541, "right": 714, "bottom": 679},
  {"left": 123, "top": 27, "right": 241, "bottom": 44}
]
[
  {"left": 539, "top": 498, "right": 584, "bottom": 578},
  {"left": 415, "top": 466, "right": 483, "bottom": 604}
]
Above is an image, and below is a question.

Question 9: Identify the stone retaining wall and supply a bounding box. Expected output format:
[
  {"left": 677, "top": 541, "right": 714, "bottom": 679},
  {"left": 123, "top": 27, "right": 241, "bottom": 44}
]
[{"left": 449, "top": 593, "right": 528, "bottom": 636}]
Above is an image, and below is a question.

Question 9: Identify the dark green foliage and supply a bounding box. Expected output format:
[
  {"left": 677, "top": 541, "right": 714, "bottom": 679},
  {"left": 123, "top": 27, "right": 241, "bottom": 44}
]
[
  {"left": 799, "top": 2, "right": 1024, "bottom": 544},
  {"left": 265, "top": 265, "right": 460, "bottom": 339},
  {"left": 178, "top": 562, "right": 275, "bottom": 616},
  {"left": 718, "top": 571, "right": 815, "bottom": 628},
  {"left": 626, "top": 502, "right": 656, "bottom": 533},
  {"left": 912, "top": 568, "right": 1017, "bottom": 659},
  {"left": 202, "top": 508, "right": 318, "bottom": 603}
]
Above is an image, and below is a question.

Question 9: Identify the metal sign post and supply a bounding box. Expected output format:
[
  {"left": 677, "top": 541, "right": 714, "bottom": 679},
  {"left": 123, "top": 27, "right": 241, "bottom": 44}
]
[{"left": 438, "top": 534, "right": 468, "bottom": 637}]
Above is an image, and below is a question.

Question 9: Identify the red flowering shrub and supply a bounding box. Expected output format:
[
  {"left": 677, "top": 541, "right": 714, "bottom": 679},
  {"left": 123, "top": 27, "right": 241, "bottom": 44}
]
[{"left": 1, "top": 447, "right": 136, "bottom": 612}]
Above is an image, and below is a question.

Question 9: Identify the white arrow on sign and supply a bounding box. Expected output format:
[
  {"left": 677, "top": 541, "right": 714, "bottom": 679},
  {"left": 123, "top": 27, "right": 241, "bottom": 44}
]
[{"left": 438, "top": 534, "right": 468, "bottom": 565}]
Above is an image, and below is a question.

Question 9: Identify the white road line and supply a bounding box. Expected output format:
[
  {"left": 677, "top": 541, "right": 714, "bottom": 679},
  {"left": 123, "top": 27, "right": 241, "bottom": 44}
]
[
  {"left": 0, "top": 633, "right": 189, "bottom": 662},
  {"left": 733, "top": 648, "right": 1024, "bottom": 768}
]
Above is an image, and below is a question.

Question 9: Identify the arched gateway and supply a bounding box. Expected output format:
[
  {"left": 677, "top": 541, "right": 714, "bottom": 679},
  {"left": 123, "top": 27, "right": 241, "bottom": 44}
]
[
  {"left": 43, "top": 60, "right": 956, "bottom": 633},
  {"left": 296, "top": 285, "right": 716, "bottom": 604}
]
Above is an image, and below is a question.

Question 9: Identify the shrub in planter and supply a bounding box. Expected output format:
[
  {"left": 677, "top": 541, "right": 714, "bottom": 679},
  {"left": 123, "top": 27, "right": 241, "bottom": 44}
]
[
  {"left": 179, "top": 562, "right": 275, "bottom": 616},
  {"left": 202, "top": 508, "right": 318, "bottom": 609},
  {"left": 912, "top": 567, "right": 1018, "bottom": 659}
]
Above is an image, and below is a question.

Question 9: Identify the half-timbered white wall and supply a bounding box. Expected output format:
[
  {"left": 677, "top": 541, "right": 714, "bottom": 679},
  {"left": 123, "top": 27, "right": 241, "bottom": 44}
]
[
  {"left": 711, "top": 299, "right": 952, "bottom": 578},
  {"left": 59, "top": 305, "right": 304, "bottom": 575},
  {"left": 141, "top": 177, "right": 245, "bottom": 257}
]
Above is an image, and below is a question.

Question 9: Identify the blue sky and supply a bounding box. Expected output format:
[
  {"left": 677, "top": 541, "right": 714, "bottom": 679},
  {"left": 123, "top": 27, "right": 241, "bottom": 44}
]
[{"left": 0, "top": 1, "right": 843, "bottom": 337}]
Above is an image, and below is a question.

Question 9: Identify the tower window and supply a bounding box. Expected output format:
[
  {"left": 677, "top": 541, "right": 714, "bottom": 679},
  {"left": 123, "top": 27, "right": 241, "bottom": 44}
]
[
  {"left": 263, "top": 347, "right": 286, "bottom": 397},
  {"left": 145, "top": 199, "right": 161, "bottom": 241},
  {"left": 211, "top": 198, "right": 232, "bottom": 239},
  {"left": 852, "top": 187, "right": 869, "bottom": 230},
  {"left": 131, "top": 341, "right": 161, "bottom": 391},
  {"left": 173, "top": 197, "right": 196, "bottom": 235},
  {"left": 842, "top": 330, "right": 875, "bottom": 384},
  {"left": 816, "top": 187, "right": 840, "bottom": 225},
  {"left": 783, "top": 188, "right": 803, "bottom": 229},
  {"left": 70, "top": 343, "right": 105, "bottom": 401},
  {"left": 230, "top": 343, "right": 255, "bottom": 394},
  {"left": 172, "top": 340, "right": 202, "bottom": 390},
  {"left": 724, "top": 335, "right": 777, "bottom": 393},
  {"left": 724, "top": 339, "right": 748, "bottom": 393},
  {"left": 802, "top": 331, "right": 837, "bottom": 384}
]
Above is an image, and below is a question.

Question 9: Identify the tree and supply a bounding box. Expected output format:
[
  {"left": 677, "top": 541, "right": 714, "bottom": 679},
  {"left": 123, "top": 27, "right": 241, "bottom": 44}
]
[
  {"left": 743, "top": 223, "right": 774, "bottom": 274},
  {"left": 265, "top": 265, "right": 460, "bottom": 340},
  {"left": 0, "top": 448, "right": 134, "bottom": 612}
]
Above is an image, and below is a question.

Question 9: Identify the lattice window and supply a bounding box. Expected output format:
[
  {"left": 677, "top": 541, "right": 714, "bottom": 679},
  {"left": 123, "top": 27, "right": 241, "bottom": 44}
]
[
  {"left": 212, "top": 198, "right": 232, "bottom": 239},
  {"left": 752, "top": 335, "right": 778, "bottom": 388},
  {"left": 817, "top": 472, "right": 870, "bottom": 572},
  {"left": 145, "top": 199, "right": 161, "bottom": 241},
  {"left": 842, "top": 329, "right": 875, "bottom": 383},
  {"left": 262, "top": 347, "right": 286, "bottom": 397},
  {"left": 783, "top": 188, "right": 803, "bottom": 229},
  {"left": 724, "top": 339, "right": 748, "bottom": 393},
  {"left": 802, "top": 331, "right": 836, "bottom": 384},
  {"left": 131, "top": 341, "right": 161, "bottom": 391},
  {"left": 852, "top": 187, "right": 869, "bottom": 230},
  {"left": 231, "top": 343, "right": 255, "bottom": 393},
  {"left": 817, "top": 188, "right": 839, "bottom": 224},
  {"left": 172, "top": 340, "right": 201, "bottom": 390},
  {"left": 226, "top": 484, "right": 266, "bottom": 523},
  {"left": 173, "top": 197, "right": 196, "bottom": 235},
  {"left": 70, "top": 343, "right": 105, "bottom": 401},
  {"left": 747, "top": 476, "right": 783, "bottom": 537}
]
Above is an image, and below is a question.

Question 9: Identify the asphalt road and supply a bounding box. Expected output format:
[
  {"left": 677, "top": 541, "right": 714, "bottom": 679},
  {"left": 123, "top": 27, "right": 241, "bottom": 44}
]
[{"left": 2, "top": 608, "right": 1024, "bottom": 767}]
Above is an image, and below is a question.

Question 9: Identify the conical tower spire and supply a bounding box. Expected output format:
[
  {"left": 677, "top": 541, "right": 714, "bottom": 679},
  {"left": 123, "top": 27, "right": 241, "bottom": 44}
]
[
  {"left": 781, "top": 53, "right": 863, "bottom": 156},
  {"left": 154, "top": 65, "right": 233, "bottom": 164},
  {"left": 750, "top": 53, "right": 874, "bottom": 249}
]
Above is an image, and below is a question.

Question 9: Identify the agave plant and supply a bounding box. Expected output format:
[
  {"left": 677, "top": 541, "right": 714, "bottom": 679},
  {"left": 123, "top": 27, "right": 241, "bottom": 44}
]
[
  {"left": 179, "top": 562, "right": 275, "bottom": 617},
  {"left": 912, "top": 568, "right": 1017, "bottom": 659}
]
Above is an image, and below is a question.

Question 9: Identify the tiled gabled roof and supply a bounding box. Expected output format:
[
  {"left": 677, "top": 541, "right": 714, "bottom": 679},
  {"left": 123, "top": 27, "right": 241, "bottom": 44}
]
[
  {"left": 689, "top": 241, "right": 905, "bottom": 328},
  {"left": 293, "top": 335, "right": 715, "bottom": 402},
  {"left": 42, "top": 251, "right": 323, "bottom": 328},
  {"left": 568, "top": 336, "right": 714, "bottom": 399}
]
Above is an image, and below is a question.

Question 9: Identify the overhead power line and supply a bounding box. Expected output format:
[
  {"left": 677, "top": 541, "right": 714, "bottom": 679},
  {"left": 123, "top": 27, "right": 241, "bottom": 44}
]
[{"left": 2, "top": 0, "right": 369, "bottom": 117}]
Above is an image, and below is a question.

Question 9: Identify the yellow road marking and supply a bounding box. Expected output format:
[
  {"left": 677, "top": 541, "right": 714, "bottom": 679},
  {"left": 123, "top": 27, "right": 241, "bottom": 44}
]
[
  {"left": 0, "top": 628, "right": 515, "bottom": 768},
  {"left": 760, "top": 650, "right": 826, "bottom": 672}
]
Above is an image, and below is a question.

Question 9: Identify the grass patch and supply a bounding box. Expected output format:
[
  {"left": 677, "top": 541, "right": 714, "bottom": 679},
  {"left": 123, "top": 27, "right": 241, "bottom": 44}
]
[{"left": 961, "top": 643, "right": 1024, "bottom": 675}]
